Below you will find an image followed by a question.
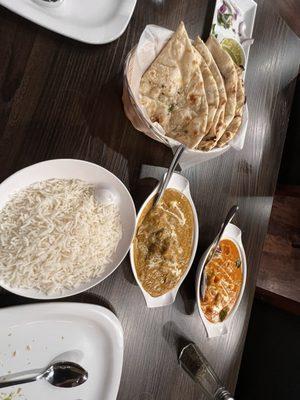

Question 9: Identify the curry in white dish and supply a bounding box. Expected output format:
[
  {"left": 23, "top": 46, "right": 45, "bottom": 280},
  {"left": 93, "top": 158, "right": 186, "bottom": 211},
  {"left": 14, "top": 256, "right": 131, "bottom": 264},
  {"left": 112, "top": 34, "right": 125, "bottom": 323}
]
[
  {"left": 201, "top": 239, "right": 242, "bottom": 323},
  {"left": 134, "top": 188, "right": 194, "bottom": 297}
]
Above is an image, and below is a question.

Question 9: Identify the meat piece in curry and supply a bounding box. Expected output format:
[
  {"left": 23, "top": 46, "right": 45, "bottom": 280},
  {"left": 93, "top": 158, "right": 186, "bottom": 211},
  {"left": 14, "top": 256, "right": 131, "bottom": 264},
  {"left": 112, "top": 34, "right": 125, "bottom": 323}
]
[
  {"left": 201, "top": 239, "right": 242, "bottom": 323},
  {"left": 134, "top": 188, "right": 194, "bottom": 297}
]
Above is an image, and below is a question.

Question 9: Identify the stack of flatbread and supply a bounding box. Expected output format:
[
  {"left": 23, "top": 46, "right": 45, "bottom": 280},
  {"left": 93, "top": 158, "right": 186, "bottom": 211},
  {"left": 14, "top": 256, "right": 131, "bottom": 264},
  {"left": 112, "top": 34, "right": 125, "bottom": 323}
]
[{"left": 140, "top": 22, "right": 245, "bottom": 151}]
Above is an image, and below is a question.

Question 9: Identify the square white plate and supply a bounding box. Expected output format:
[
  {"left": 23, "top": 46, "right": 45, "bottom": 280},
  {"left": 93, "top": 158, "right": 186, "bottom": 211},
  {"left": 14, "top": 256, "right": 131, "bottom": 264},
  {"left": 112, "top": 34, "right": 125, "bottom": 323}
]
[
  {"left": 0, "top": 302, "right": 124, "bottom": 400},
  {"left": 0, "top": 0, "right": 137, "bottom": 44}
]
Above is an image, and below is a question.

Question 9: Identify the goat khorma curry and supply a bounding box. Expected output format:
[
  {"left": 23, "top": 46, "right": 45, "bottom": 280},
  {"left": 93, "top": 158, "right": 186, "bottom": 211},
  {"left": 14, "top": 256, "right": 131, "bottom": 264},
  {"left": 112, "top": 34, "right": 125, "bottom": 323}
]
[
  {"left": 133, "top": 188, "right": 194, "bottom": 297},
  {"left": 201, "top": 239, "right": 243, "bottom": 323}
]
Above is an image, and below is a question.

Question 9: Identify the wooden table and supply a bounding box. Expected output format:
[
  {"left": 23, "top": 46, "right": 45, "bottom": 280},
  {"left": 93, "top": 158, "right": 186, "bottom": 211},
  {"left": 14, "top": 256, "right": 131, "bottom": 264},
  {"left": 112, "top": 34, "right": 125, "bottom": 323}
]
[{"left": 0, "top": 1, "right": 299, "bottom": 399}]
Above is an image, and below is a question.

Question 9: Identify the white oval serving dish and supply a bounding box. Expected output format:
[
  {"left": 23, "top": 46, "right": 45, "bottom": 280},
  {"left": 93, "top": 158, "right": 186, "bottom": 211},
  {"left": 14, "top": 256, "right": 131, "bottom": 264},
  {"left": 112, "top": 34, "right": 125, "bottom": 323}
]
[
  {"left": 0, "top": 159, "right": 136, "bottom": 300},
  {"left": 130, "top": 172, "right": 199, "bottom": 308},
  {"left": 195, "top": 223, "right": 247, "bottom": 338}
]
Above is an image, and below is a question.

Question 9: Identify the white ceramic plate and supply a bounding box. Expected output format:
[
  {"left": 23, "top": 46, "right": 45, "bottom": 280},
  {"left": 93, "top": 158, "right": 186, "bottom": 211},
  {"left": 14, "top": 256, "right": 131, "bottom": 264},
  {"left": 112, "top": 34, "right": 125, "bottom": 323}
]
[
  {"left": 0, "top": 0, "right": 137, "bottom": 44},
  {"left": 0, "top": 159, "right": 136, "bottom": 299},
  {"left": 130, "top": 173, "right": 199, "bottom": 308},
  {"left": 195, "top": 223, "right": 247, "bottom": 338},
  {"left": 0, "top": 302, "right": 123, "bottom": 400}
]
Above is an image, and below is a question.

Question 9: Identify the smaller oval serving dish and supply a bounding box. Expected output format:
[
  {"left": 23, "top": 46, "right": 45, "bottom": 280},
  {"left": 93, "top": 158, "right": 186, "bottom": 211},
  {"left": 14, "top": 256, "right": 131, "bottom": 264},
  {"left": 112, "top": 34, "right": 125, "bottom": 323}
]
[
  {"left": 195, "top": 223, "right": 247, "bottom": 338},
  {"left": 130, "top": 173, "right": 199, "bottom": 308}
]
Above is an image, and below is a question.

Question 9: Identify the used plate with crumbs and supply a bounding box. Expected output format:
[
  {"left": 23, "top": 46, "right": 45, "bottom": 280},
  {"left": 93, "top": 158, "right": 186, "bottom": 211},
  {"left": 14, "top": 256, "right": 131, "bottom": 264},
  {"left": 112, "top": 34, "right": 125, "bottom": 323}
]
[{"left": 0, "top": 303, "right": 124, "bottom": 400}]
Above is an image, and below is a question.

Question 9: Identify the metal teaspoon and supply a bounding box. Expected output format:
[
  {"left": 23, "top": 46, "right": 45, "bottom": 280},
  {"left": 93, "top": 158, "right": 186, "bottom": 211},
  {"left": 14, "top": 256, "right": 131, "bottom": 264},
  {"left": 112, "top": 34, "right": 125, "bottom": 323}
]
[{"left": 0, "top": 361, "right": 88, "bottom": 389}]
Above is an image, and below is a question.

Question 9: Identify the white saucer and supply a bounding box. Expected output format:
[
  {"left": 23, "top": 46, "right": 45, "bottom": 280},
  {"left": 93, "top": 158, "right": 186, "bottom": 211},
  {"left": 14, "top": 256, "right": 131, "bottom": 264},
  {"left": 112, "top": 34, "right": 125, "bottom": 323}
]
[{"left": 0, "top": 0, "right": 137, "bottom": 44}]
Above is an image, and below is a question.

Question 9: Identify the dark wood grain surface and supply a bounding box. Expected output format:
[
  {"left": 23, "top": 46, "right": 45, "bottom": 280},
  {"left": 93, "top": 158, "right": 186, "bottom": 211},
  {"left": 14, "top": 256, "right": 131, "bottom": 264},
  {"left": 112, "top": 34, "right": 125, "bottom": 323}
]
[
  {"left": 257, "top": 185, "right": 300, "bottom": 306},
  {"left": 270, "top": 0, "right": 300, "bottom": 36},
  {"left": 0, "top": 1, "right": 299, "bottom": 399}
]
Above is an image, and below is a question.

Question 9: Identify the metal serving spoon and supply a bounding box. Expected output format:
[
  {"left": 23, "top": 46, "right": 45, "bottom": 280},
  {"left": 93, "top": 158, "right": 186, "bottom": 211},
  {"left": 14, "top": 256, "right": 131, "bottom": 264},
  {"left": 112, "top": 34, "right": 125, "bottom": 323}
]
[
  {"left": 0, "top": 361, "right": 88, "bottom": 389},
  {"left": 152, "top": 144, "right": 186, "bottom": 208},
  {"left": 200, "top": 205, "right": 239, "bottom": 300}
]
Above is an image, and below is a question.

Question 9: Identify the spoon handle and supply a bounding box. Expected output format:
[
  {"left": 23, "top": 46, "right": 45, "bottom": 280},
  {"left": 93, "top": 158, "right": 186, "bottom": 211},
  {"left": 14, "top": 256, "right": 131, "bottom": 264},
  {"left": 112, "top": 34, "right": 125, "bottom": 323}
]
[
  {"left": 210, "top": 205, "right": 239, "bottom": 260},
  {"left": 153, "top": 144, "right": 185, "bottom": 207},
  {"left": 0, "top": 372, "right": 42, "bottom": 388}
]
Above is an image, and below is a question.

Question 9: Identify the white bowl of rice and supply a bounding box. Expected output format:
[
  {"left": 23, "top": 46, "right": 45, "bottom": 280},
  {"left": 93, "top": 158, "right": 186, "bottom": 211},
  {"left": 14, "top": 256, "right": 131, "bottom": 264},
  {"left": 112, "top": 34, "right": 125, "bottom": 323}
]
[{"left": 0, "top": 159, "right": 136, "bottom": 299}]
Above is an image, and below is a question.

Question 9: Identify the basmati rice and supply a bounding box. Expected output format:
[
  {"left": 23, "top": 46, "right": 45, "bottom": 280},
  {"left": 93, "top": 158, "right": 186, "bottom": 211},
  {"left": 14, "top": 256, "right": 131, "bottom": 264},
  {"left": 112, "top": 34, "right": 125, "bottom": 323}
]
[{"left": 0, "top": 179, "right": 122, "bottom": 294}]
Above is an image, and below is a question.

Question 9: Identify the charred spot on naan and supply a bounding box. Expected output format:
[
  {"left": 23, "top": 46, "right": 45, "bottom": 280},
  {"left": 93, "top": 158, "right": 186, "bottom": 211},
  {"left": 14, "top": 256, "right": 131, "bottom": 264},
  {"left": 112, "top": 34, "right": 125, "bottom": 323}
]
[{"left": 189, "top": 94, "right": 196, "bottom": 103}]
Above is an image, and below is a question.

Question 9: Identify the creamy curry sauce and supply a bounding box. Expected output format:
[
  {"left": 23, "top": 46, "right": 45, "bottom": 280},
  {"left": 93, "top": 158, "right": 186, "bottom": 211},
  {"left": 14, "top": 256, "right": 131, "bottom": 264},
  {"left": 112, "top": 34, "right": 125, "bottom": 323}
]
[
  {"left": 134, "top": 188, "right": 194, "bottom": 297},
  {"left": 201, "top": 239, "right": 243, "bottom": 323}
]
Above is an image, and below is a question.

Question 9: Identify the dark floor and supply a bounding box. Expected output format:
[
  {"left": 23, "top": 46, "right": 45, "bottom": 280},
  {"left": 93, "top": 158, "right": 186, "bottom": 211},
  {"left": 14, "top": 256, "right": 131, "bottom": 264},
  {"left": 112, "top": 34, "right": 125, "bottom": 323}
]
[
  {"left": 236, "top": 71, "right": 300, "bottom": 400},
  {"left": 278, "top": 75, "right": 300, "bottom": 186},
  {"left": 236, "top": 298, "right": 300, "bottom": 399}
]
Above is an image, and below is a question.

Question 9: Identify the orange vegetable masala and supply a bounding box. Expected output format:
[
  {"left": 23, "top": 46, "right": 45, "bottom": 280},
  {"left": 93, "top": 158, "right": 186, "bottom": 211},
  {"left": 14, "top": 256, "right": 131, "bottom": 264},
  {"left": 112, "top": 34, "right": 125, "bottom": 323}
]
[{"left": 201, "top": 239, "right": 242, "bottom": 323}]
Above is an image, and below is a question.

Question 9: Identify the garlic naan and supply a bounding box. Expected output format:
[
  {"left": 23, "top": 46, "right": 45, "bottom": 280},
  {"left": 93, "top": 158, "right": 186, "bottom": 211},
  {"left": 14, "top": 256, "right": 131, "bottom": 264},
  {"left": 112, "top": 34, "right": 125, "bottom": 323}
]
[
  {"left": 197, "top": 36, "right": 238, "bottom": 151},
  {"left": 194, "top": 36, "right": 226, "bottom": 151},
  {"left": 217, "top": 65, "right": 245, "bottom": 147},
  {"left": 198, "top": 50, "right": 219, "bottom": 134},
  {"left": 140, "top": 22, "right": 208, "bottom": 149}
]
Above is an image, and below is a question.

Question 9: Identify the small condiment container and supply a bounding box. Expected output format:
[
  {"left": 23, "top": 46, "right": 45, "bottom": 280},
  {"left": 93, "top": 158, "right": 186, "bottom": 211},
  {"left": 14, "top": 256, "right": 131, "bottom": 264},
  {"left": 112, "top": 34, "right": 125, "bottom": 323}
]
[
  {"left": 221, "top": 38, "right": 246, "bottom": 68},
  {"left": 130, "top": 173, "right": 199, "bottom": 308},
  {"left": 195, "top": 223, "right": 247, "bottom": 338}
]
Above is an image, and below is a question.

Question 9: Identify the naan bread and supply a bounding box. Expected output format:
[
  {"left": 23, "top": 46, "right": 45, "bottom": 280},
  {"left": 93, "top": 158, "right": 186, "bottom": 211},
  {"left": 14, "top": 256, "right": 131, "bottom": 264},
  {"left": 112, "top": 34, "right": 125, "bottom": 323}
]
[
  {"left": 196, "top": 48, "right": 219, "bottom": 134},
  {"left": 217, "top": 65, "right": 245, "bottom": 147},
  {"left": 197, "top": 36, "right": 238, "bottom": 151},
  {"left": 193, "top": 36, "right": 226, "bottom": 150},
  {"left": 140, "top": 22, "right": 208, "bottom": 149}
]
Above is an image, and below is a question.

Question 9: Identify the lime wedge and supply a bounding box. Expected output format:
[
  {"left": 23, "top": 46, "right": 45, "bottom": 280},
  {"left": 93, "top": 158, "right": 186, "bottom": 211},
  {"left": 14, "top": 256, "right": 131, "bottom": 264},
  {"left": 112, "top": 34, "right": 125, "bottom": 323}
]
[{"left": 221, "top": 38, "right": 245, "bottom": 67}]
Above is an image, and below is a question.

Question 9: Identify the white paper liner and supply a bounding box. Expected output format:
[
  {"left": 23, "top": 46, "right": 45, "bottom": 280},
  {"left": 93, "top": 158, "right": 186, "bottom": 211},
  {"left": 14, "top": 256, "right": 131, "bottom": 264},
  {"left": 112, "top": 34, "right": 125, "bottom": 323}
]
[{"left": 124, "top": 24, "right": 249, "bottom": 169}]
